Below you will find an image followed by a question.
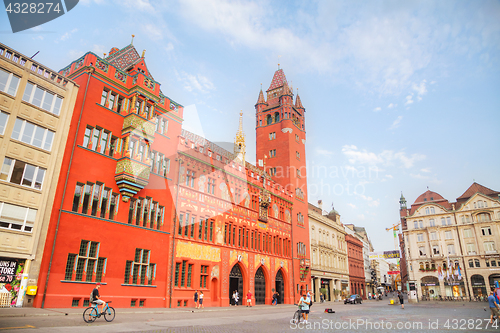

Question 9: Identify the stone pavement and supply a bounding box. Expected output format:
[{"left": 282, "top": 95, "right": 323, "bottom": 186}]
[{"left": 0, "top": 299, "right": 497, "bottom": 332}]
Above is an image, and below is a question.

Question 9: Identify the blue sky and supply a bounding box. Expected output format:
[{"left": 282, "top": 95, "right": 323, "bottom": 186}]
[{"left": 1, "top": 0, "right": 499, "bottom": 252}]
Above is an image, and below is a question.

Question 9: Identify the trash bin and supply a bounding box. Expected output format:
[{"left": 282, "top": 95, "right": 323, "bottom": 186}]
[{"left": 390, "top": 299, "right": 394, "bottom": 305}]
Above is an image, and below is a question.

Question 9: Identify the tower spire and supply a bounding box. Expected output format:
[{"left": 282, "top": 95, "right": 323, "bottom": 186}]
[{"left": 234, "top": 111, "right": 246, "bottom": 164}]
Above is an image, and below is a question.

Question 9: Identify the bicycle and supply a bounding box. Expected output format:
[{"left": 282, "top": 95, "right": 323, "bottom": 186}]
[
  {"left": 83, "top": 301, "right": 115, "bottom": 323},
  {"left": 292, "top": 304, "right": 303, "bottom": 324}
]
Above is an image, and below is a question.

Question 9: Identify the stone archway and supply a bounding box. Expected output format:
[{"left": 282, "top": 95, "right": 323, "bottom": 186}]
[
  {"left": 275, "top": 269, "right": 284, "bottom": 304},
  {"left": 229, "top": 264, "right": 244, "bottom": 306}
]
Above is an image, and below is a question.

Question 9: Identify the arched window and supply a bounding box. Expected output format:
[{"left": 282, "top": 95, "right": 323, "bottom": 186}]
[
  {"left": 468, "top": 259, "right": 474, "bottom": 268},
  {"left": 274, "top": 112, "right": 280, "bottom": 123},
  {"left": 266, "top": 114, "right": 272, "bottom": 125},
  {"left": 477, "top": 213, "right": 491, "bottom": 222}
]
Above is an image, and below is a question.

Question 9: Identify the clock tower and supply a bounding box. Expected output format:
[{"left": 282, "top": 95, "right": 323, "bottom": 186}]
[{"left": 255, "top": 68, "right": 310, "bottom": 298}]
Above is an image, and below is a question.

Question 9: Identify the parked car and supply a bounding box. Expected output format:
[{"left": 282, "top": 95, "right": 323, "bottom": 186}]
[{"left": 344, "top": 294, "right": 362, "bottom": 304}]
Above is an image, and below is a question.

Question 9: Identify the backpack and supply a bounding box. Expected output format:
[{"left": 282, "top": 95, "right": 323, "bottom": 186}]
[
  {"left": 90, "top": 290, "right": 94, "bottom": 303},
  {"left": 309, "top": 298, "right": 313, "bottom": 307}
]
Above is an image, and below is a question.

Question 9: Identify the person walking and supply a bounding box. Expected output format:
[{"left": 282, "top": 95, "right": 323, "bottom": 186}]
[
  {"left": 235, "top": 290, "right": 239, "bottom": 306},
  {"left": 199, "top": 291, "right": 204, "bottom": 309},
  {"left": 298, "top": 292, "right": 311, "bottom": 324},
  {"left": 398, "top": 291, "right": 404, "bottom": 309},
  {"left": 194, "top": 290, "right": 199, "bottom": 309},
  {"left": 246, "top": 290, "right": 252, "bottom": 307},
  {"left": 231, "top": 291, "right": 236, "bottom": 306},
  {"left": 272, "top": 291, "right": 279, "bottom": 305},
  {"left": 488, "top": 289, "right": 500, "bottom": 323}
]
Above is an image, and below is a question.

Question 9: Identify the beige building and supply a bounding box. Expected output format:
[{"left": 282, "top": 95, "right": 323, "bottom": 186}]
[
  {"left": 401, "top": 183, "right": 500, "bottom": 302},
  {"left": 0, "top": 43, "right": 78, "bottom": 306},
  {"left": 309, "top": 201, "right": 349, "bottom": 302}
]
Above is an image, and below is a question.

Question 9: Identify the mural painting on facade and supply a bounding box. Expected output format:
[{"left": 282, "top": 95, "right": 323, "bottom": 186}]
[
  {"left": 229, "top": 250, "right": 249, "bottom": 271},
  {"left": 175, "top": 241, "right": 221, "bottom": 262}
]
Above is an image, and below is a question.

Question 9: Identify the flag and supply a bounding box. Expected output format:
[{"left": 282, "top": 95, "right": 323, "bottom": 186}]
[
  {"left": 437, "top": 265, "right": 443, "bottom": 281},
  {"left": 457, "top": 265, "right": 462, "bottom": 280}
]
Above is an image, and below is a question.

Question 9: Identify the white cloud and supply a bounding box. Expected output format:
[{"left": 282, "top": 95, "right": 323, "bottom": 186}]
[
  {"left": 385, "top": 174, "right": 393, "bottom": 179},
  {"left": 142, "top": 24, "right": 163, "bottom": 41},
  {"left": 390, "top": 115, "right": 403, "bottom": 130},
  {"left": 92, "top": 44, "right": 106, "bottom": 55},
  {"left": 405, "top": 94, "right": 414, "bottom": 105},
  {"left": 58, "top": 28, "right": 78, "bottom": 42},
  {"left": 347, "top": 203, "right": 356, "bottom": 209},
  {"left": 412, "top": 79, "right": 427, "bottom": 96},
  {"left": 164, "top": 43, "right": 174, "bottom": 52},
  {"left": 358, "top": 194, "right": 380, "bottom": 207},
  {"left": 387, "top": 103, "right": 396, "bottom": 109},
  {"left": 175, "top": 70, "right": 215, "bottom": 94},
  {"left": 342, "top": 145, "right": 425, "bottom": 169},
  {"left": 316, "top": 148, "right": 334, "bottom": 157},
  {"left": 410, "top": 173, "right": 429, "bottom": 180},
  {"left": 420, "top": 168, "right": 431, "bottom": 173},
  {"left": 357, "top": 214, "right": 366, "bottom": 220},
  {"left": 373, "top": 107, "right": 381, "bottom": 112}
]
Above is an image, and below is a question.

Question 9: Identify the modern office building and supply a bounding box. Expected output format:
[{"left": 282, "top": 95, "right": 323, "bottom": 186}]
[{"left": 0, "top": 43, "right": 79, "bottom": 306}]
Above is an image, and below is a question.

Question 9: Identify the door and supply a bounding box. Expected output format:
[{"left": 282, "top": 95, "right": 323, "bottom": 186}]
[
  {"left": 275, "top": 270, "right": 284, "bottom": 304},
  {"left": 255, "top": 267, "right": 266, "bottom": 305},
  {"left": 229, "top": 264, "right": 243, "bottom": 305}
]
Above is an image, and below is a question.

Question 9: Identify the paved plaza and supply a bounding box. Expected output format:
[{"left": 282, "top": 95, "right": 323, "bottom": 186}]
[{"left": 0, "top": 298, "right": 497, "bottom": 332}]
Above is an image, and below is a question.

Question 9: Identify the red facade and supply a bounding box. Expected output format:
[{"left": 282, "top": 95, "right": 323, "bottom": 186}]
[
  {"left": 34, "top": 44, "right": 311, "bottom": 308},
  {"left": 346, "top": 234, "right": 365, "bottom": 299}
]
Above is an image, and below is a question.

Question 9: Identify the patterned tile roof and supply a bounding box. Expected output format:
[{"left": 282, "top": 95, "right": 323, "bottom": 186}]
[
  {"left": 106, "top": 44, "right": 141, "bottom": 71},
  {"left": 267, "top": 69, "right": 287, "bottom": 91}
]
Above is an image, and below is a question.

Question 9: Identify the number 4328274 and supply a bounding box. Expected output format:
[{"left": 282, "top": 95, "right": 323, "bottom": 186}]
[
  {"left": 444, "top": 319, "right": 499, "bottom": 330},
  {"left": 6, "top": 3, "right": 61, "bottom": 14}
]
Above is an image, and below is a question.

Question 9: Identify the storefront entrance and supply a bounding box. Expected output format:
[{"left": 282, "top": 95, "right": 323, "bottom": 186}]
[
  {"left": 471, "top": 275, "right": 487, "bottom": 300},
  {"left": 255, "top": 267, "right": 266, "bottom": 305},
  {"left": 421, "top": 276, "right": 440, "bottom": 299},
  {"left": 275, "top": 270, "right": 284, "bottom": 304},
  {"left": 321, "top": 279, "right": 331, "bottom": 301},
  {"left": 229, "top": 264, "right": 243, "bottom": 306}
]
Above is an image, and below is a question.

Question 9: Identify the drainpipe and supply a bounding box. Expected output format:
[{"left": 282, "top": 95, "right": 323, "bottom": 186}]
[
  {"left": 41, "top": 66, "right": 94, "bottom": 308},
  {"left": 168, "top": 154, "right": 183, "bottom": 308}
]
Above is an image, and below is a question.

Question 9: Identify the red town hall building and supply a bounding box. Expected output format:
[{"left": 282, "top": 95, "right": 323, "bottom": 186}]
[{"left": 34, "top": 43, "right": 311, "bottom": 308}]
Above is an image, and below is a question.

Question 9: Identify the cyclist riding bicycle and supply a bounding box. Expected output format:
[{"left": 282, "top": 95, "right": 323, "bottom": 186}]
[{"left": 92, "top": 283, "right": 107, "bottom": 315}]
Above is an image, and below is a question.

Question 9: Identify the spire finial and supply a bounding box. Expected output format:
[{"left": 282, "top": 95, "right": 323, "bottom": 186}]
[
  {"left": 131, "top": 34, "right": 135, "bottom": 45},
  {"left": 141, "top": 49, "right": 146, "bottom": 58},
  {"left": 278, "top": 55, "right": 281, "bottom": 69},
  {"left": 234, "top": 111, "right": 246, "bottom": 164}
]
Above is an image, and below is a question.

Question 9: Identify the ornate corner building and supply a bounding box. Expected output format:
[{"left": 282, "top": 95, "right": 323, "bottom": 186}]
[
  {"left": 18, "top": 42, "right": 311, "bottom": 308},
  {"left": 400, "top": 183, "right": 500, "bottom": 302}
]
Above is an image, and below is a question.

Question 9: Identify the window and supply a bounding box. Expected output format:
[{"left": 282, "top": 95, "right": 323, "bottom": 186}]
[
  {"left": 266, "top": 114, "right": 272, "bottom": 125},
  {"left": 269, "top": 149, "right": 276, "bottom": 158},
  {"left": 419, "top": 220, "right": 423, "bottom": 228},
  {"left": 428, "top": 219, "right": 435, "bottom": 227},
  {"left": 430, "top": 207, "right": 435, "bottom": 214},
  {"left": 22, "top": 82, "right": 63, "bottom": 115},
  {"left": 82, "top": 126, "right": 116, "bottom": 156},
  {"left": 269, "top": 132, "right": 276, "bottom": 140},
  {"left": 186, "top": 170, "right": 195, "bottom": 187},
  {"left": 124, "top": 248, "right": 155, "bottom": 285},
  {"left": 475, "top": 259, "right": 480, "bottom": 268},
  {"left": 482, "top": 227, "right": 492, "bottom": 236},
  {"left": 296, "top": 151, "right": 300, "bottom": 159},
  {"left": 12, "top": 118, "right": 55, "bottom": 151},
  {"left": 295, "top": 134, "right": 299, "bottom": 142},
  {"left": 419, "top": 247, "right": 426, "bottom": 256},
  {"left": 413, "top": 221, "right": 418, "bottom": 229},
  {"left": 466, "top": 243, "right": 476, "bottom": 254},
  {"left": 484, "top": 241, "right": 496, "bottom": 253},
  {"left": 445, "top": 231, "right": 452, "bottom": 239},
  {"left": 207, "top": 178, "right": 215, "bottom": 194},
  {"left": 128, "top": 197, "right": 163, "bottom": 229},
  {"left": 200, "top": 265, "right": 208, "bottom": 288},
  {"left": 447, "top": 244, "right": 455, "bottom": 255},
  {"left": 417, "top": 233, "right": 424, "bottom": 242},
  {"left": 0, "top": 157, "right": 46, "bottom": 190},
  {"left": 478, "top": 213, "right": 491, "bottom": 222},
  {"left": 64, "top": 240, "right": 107, "bottom": 282},
  {"left": 0, "top": 201, "right": 36, "bottom": 232},
  {"left": 430, "top": 232, "right": 437, "bottom": 240},
  {"left": 100, "top": 89, "right": 109, "bottom": 106},
  {"left": 0, "top": 68, "right": 20, "bottom": 96},
  {"left": 468, "top": 259, "right": 474, "bottom": 268},
  {"left": 0, "top": 111, "right": 9, "bottom": 136},
  {"left": 432, "top": 245, "right": 440, "bottom": 255},
  {"left": 425, "top": 208, "right": 429, "bottom": 214},
  {"left": 462, "top": 228, "right": 472, "bottom": 238}
]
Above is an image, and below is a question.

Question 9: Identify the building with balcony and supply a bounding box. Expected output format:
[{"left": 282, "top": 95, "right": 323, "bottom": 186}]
[
  {"left": 400, "top": 183, "right": 500, "bottom": 301},
  {"left": 0, "top": 43, "right": 79, "bottom": 306},
  {"left": 308, "top": 202, "right": 348, "bottom": 302},
  {"left": 345, "top": 224, "right": 374, "bottom": 298}
]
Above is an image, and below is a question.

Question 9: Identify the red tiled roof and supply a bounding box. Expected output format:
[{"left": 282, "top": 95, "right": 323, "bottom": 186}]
[
  {"left": 295, "top": 93, "right": 303, "bottom": 109},
  {"left": 256, "top": 89, "right": 266, "bottom": 105},
  {"left": 267, "top": 69, "right": 287, "bottom": 91},
  {"left": 413, "top": 190, "right": 445, "bottom": 204},
  {"left": 457, "top": 182, "right": 499, "bottom": 200}
]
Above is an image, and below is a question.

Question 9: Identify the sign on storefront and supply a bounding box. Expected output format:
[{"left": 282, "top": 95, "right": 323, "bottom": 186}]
[{"left": 0, "top": 258, "right": 18, "bottom": 283}]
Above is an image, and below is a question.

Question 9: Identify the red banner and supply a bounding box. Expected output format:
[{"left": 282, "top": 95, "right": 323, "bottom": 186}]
[{"left": 388, "top": 271, "right": 400, "bottom": 275}]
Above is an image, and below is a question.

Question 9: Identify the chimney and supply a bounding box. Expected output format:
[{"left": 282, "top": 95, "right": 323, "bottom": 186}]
[{"left": 318, "top": 200, "right": 323, "bottom": 212}]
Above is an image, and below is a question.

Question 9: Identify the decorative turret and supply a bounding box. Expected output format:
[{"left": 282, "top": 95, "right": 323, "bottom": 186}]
[
  {"left": 234, "top": 111, "right": 246, "bottom": 164},
  {"left": 399, "top": 192, "right": 407, "bottom": 210},
  {"left": 295, "top": 91, "right": 304, "bottom": 109}
]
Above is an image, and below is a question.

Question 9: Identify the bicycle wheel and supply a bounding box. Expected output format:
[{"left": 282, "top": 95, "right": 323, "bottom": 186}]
[
  {"left": 104, "top": 306, "right": 115, "bottom": 322},
  {"left": 292, "top": 310, "right": 302, "bottom": 324},
  {"left": 83, "top": 307, "right": 98, "bottom": 323}
]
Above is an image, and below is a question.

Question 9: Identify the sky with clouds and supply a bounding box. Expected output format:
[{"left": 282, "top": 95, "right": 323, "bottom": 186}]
[{"left": 1, "top": 0, "right": 499, "bottom": 252}]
